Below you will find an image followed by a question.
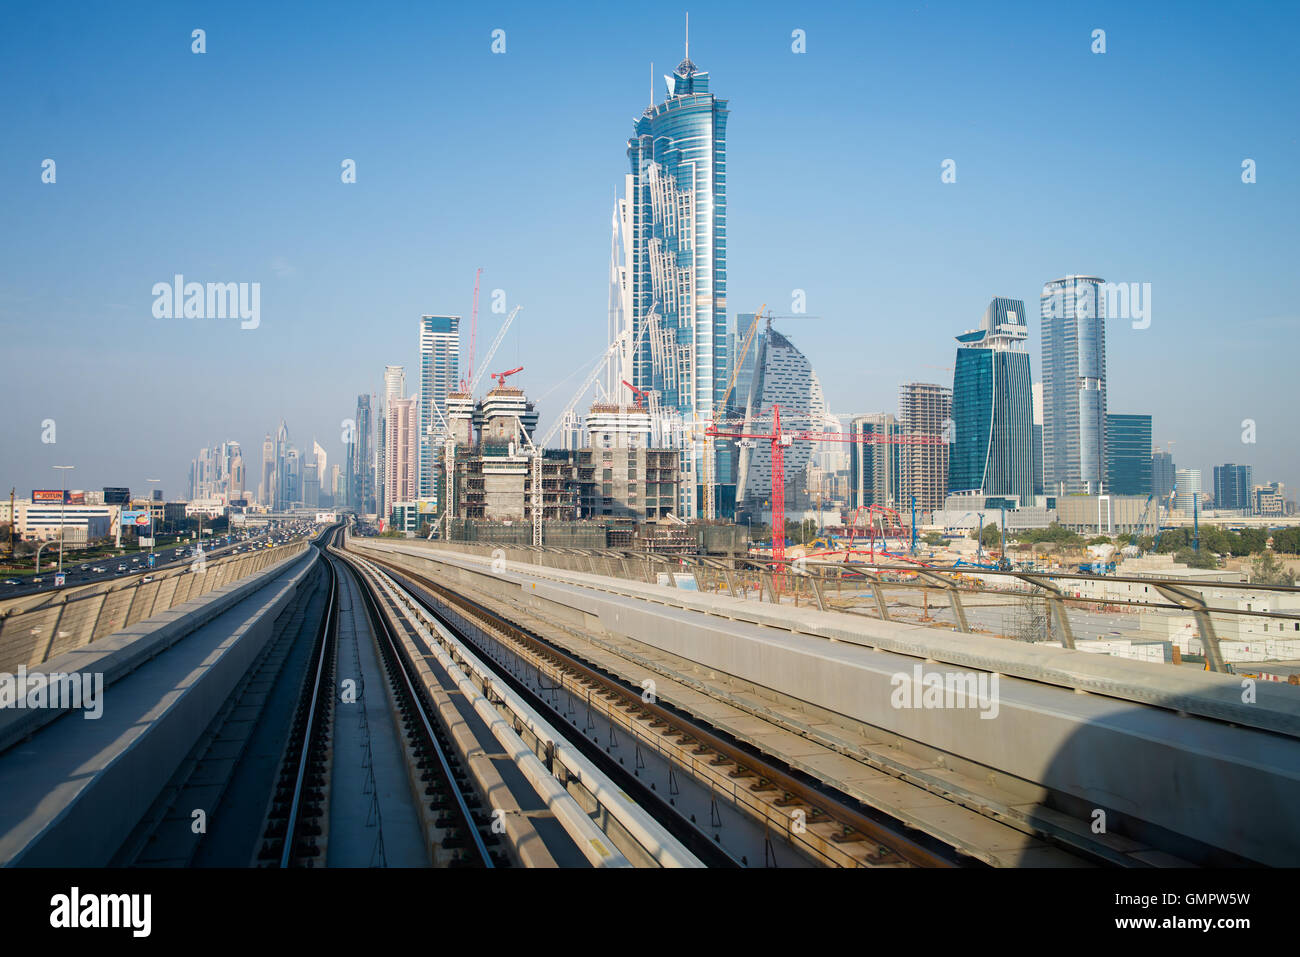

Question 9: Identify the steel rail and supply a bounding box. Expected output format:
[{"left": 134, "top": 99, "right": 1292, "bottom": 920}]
[
  {"left": 335, "top": 548, "right": 495, "bottom": 867},
  {"left": 279, "top": 544, "right": 336, "bottom": 868}
]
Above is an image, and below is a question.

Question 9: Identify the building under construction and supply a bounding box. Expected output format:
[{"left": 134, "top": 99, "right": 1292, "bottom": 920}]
[
  {"left": 449, "top": 383, "right": 576, "bottom": 524},
  {"left": 898, "top": 382, "right": 952, "bottom": 515},
  {"left": 447, "top": 386, "right": 683, "bottom": 532},
  {"left": 577, "top": 402, "right": 681, "bottom": 523}
]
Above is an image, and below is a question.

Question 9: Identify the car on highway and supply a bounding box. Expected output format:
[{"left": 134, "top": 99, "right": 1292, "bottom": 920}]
[
  {"left": 32, "top": 577, "right": 44, "bottom": 584},
  {"left": 92, "top": 566, "right": 105, "bottom": 573},
  {"left": 116, "top": 564, "right": 126, "bottom": 572},
  {"left": 142, "top": 576, "right": 154, "bottom": 583},
  {"left": 3, "top": 579, "right": 19, "bottom": 586}
]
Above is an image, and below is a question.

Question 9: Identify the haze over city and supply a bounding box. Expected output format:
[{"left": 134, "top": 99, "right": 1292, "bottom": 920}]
[{"left": 2, "top": 0, "right": 1296, "bottom": 499}]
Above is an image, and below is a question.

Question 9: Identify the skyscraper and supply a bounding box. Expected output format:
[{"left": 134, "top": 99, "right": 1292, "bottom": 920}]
[
  {"left": 260, "top": 433, "right": 274, "bottom": 506},
  {"left": 351, "top": 394, "right": 375, "bottom": 514},
  {"left": 735, "top": 328, "right": 836, "bottom": 519},
  {"left": 274, "top": 420, "right": 290, "bottom": 510},
  {"left": 384, "top": 396, "right": 419, "bottom": 515},
  {"left": 849, "top": 414, "right": 901, "bottom": 510},
  {"left": 328, "top": 464, "right": 342, "bottom": 505},
  {"left": 898, "top": 382, "right": 951, "bottom": 513},
  {"left": 1105, "top": 414, "right": 1153, "bottom": 495},
  {"left": 285, "top": 446, "right": 301, "bottom": 507},
  {"left": 1041, "top": 276, "right": 1108, "bottom": 495},
  {"left": 1213, "top": 463, "right": 1253, "bottom": 512},
  {"left": 228, "top": 447, "right": 245, "bottom": 502},
  {"left": 1031, "top": 382, "right": 1045, "bottom": 497},
  {"left": 419, "top": 316, "right": 460, "bottom": 505},
  {"left": 624, "top": 41, "right": 729, "bottom": 517},
  {"left": 949, "top": 298, "right": 1035, "bottom": 501},
  {"left": 303, "top": 461, "right": 319, "bottom": 507},
  {"left": 1175, "top": 468, "right": 1202, "bottom": 513},
  {"left": 1152, "top": 449, "right": 1176, "bottom": 499},
  {"left": 378, "top": 365, "right": 407, "bottom": 518}
]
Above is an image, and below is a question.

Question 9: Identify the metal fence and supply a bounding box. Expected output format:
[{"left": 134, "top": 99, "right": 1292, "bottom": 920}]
[
  {"left": 0, "top": 541, "right": 310, "bottom": 672},
  {"left": 375, "top": 539, "right": 1300, "bottom": 681}
]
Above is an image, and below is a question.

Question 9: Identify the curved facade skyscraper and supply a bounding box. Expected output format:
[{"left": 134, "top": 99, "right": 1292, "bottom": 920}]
[
  {"left": 735, "top": 328, "right": 837, "bottom": 518},
  {"left": 949, "top": 298, "right": 1035, "bottom": 501},
  {"left": 1040, "top": 275, "right": 1108, "bottom": 495},
  {"left": 625, "top": 50, "right": 729, "bottom": 516}
]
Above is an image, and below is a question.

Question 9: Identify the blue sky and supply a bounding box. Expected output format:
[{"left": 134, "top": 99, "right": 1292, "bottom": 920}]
[{"left": 2, "top": 0, "right": 1297, "bottom": 501}]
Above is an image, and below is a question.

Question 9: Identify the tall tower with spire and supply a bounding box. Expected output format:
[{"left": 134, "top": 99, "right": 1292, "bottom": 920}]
[{"left": 623, "top": 19, "right": 731, "bottom": 517}]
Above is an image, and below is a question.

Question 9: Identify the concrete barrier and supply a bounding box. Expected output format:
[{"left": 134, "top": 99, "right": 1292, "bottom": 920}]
[
  {"left": 0, "top": 541, "right": 309, "bottom": 673},
  {"left": 0, "top": 547, "right": 320, "bottom": 866}
]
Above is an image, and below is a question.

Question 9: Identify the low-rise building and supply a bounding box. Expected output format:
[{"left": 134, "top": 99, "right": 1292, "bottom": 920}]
[{"left": 15, "top": 502, "right": 118, "bottom": 541}]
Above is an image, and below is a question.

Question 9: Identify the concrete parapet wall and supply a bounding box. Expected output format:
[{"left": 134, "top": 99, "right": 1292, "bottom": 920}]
[
  {"left": 0, "top": 541, "right": 310, "bottom": 673},
  {"left": 0, "top": 547, "right": 319, "bottom": 865}
]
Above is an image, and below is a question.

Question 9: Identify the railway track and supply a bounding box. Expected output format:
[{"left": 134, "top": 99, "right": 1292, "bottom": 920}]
[
  {"left": 256, "top": 530, "right": 497, "bottom": 867},
  {"left": 354, "top": 548, "right": 968, "bottom": 868}
]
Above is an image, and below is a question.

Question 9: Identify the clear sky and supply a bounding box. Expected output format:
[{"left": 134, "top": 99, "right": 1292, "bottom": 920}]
[{"left": 2, "top": 0, "right": 1297, "bottom": 501}]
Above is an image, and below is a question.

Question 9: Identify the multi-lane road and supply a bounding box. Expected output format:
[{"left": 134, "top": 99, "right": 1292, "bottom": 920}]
[{"left": 0, "top": 522, "right": 317, "bottom": 600}]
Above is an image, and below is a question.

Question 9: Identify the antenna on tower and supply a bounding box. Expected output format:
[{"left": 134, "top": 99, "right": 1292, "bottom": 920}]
[
  {"left": 649, "top": 61, "right": 654, "bottom": 106},
  {"left": 685, "top": 12, "right": 690, "bottom": 59}
]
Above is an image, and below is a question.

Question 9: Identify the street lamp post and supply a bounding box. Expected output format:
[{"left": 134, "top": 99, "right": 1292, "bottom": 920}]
[
  {"left": 53, "top": 465, "right": 73, "bottom": 580},
  {"left": 147, "top": 479, "right": 161, "bottom": 567}
]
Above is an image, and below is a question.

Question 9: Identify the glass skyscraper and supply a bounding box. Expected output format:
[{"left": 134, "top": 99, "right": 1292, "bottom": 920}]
[
  {"left": 1105, "top": 414, "right": 1153, "bottom": 495},
  {"left": 1152, "top": 449, "right": 1176, "bottom": 499},
  {"left": 949, "top": 298, "right": 1035, "bottom": 501},
  {"left": 1213, "top": 463, "right": 1253, "bottom": 512},
  {"left": 419, "top": 314, "right": 460, "bottom": 505},
  {"left": 626, "top": 50, "right": 729, "bottom": 516},
  {"left": 849, "top": 414, "right": 901, "bottom": 510},
  {"left": 1041, "top": 276, "right": 1108, "bottom": 495}
]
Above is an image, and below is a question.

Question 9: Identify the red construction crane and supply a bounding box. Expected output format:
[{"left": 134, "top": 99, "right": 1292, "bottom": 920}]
[
  {"left": 621, "top": 380, "right": 649, "bottom": 409},
  {"left": 459, "top": 267, "right": 483, "bottom": 393},
  {"left": 706, "top": 406, "right": 944, "bottom": 566},
  {"left": 491, "top": 366, "right": 524, "bottom": 390}
]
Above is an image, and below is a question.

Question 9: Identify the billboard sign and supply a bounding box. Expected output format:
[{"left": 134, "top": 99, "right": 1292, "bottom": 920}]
[
  {"left": 67, "top": 492, "right": 85, "bottom": 505},
  {"left": 32, "top": 489, "right": 65, "bottom": 503},
  {"left": 120, "top": 510, "right": 151, "bottom": 527},
  {"left": 103, "top": 487, "right": 131, "bottom": 505}
]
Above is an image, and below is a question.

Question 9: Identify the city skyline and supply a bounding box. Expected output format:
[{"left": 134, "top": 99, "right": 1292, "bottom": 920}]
[{"left": 3, "top": 1, "right": 1297, "bottom": 500}]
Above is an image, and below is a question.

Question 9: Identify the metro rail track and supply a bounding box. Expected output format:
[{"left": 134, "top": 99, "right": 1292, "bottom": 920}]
[
  {"left": 260, "top": 530, "right": 497, "bottom": 867},
  {"left": 354, "top": 547, "right": 973, "bottom": 868}
]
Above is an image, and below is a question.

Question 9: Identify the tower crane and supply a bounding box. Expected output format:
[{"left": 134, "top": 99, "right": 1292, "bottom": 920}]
[
  {"left": 621, "top": 379, "right": 649, "bottom": 409},
  {"left": 491, "top": 366, "right": 524, "bottom": 390},
  {"left": 706, "top": 406, "right": 942, "bottom": 566}
]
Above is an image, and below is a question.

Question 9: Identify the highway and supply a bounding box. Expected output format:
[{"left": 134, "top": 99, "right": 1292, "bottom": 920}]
[{"left": 0, "top": 522, "right": 315, "bottom": 599}]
